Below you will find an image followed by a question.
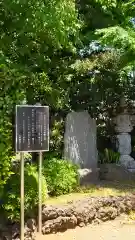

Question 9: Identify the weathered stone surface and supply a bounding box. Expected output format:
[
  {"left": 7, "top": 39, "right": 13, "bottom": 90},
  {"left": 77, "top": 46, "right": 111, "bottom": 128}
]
[
  {"left": 64, "top": 111, "right": 98, "bottom": 169},
  {"left": 113, "top": 99, "right": 135, "bottom": 170},
  {"left": 119, "top": 155, "right": 135, "bottom": 169},
  {"left": 27, "top": 219, "right": 36, "bottom": 231},
  {"left": 64, "top": 111, "right": 98, "bottom": 184},
  {"left": 113, "top": 113, "right": 133, "bottom": 133},
  {"left": 97, "top": 207, "right": 118, "bottom": 221},
  {"left": 42, "top": 206, "right": 72, "bottom": 221},
  {"left": 42, "top": 216, "right": 77, "bottom": 234},
  {"left": 42, "top": 206, "right": 59, "bottom": 221},
  {"left": 2, "top": 195, "right": 135, "bottom": 239},
  {"left": 117, "top": 133, "right": 131, "bottom": 155},
  {"left": 78, "top": 168, "right": 99, "bottom": 184},
  {"left": 99, "top": 164, "right": 135, "bottom": 181},
  {"left": 12, "top": 223, "right": 20, "bottom": 239}
]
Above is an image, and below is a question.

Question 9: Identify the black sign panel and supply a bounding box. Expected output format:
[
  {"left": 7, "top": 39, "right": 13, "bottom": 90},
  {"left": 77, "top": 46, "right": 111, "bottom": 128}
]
[{"left": 15, "top": 105, "right": 49, "bottom": 152}]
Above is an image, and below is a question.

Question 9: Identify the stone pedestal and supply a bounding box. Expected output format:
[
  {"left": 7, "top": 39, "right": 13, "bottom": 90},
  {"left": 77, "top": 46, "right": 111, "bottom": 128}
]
[
  {"left": 116, "top": 133, "right": 131, "bottom": 155},
  {"left": 119, "top": 155, "right": 135, "bottom": 169},
  {"left": 116, "top": 133, "right": 135, "bottom": 169},
  {"left": 113, "top": 99, "right": 135, "bottom": 170}
]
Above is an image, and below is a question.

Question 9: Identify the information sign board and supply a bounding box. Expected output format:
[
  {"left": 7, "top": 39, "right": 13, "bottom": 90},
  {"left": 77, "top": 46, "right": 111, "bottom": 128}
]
[{"left": 15, "top": 105, "right": 49, "bottom": 152}]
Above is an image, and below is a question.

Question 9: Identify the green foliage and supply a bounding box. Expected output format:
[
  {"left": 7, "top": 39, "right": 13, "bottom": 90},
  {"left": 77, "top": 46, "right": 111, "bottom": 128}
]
[
  {"left": 50, "top": 119, "right": 65, "bottom": 155},
  {"left": 99, "top": 148, "right": 120, "bottom": 164},
  {"left": 1, "top": 0, "right": 135, "bottom": 224},
  {"left": 43, "top": 158, "right": 79, "bottom": 196},
  {"left": 0, "top": 63, "right": 25, "bottom": 196},
  {"left": 0, "top": 0, "right": 80, "bottom": 54},
  {"left": 1, "top": 163, "right": 48, "bottom": 221},
  {"left": 94, "top": 0, "right": 135, "bottom": 74},
  {"left": 0, "top": 0, "right": 80, "bottom": 194}
]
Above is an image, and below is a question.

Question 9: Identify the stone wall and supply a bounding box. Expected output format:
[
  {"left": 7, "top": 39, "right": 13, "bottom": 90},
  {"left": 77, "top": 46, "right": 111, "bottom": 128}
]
[{"left": 2, "top": 195, "right": 135, "bottom": 239}]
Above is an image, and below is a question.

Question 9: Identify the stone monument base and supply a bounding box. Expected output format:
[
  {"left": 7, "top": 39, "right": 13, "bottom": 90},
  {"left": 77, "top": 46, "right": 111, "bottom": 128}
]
[
  {"left": 119, "top": 155, "right": 135, "bottom": 169},
  {"left": 78, "top": 168, "right": 99, "bottom": 185},
  {"left": 99, "top": 163, "right": 135, "bottom": 181}
]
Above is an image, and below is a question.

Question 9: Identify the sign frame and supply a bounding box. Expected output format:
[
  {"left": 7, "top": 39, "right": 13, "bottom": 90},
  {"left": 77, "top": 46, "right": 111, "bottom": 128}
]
[{"left": 15, "top": 105, "right": 49, "bottom": 153}]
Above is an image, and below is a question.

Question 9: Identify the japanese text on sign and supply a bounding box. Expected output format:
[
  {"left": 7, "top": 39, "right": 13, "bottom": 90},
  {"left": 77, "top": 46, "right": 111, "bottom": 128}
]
[{"left": 15, "top": 105, "right": 49, "bottom": 152}]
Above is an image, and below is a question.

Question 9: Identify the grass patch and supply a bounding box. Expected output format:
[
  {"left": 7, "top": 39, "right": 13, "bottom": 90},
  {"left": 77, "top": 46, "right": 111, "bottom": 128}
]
[{"left": 45, "top": 181, "right": 135, "bottom": 205}]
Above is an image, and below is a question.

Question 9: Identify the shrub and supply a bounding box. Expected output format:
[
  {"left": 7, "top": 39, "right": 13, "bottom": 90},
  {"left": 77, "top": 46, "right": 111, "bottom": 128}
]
[
  {"left": 1, "top": 163, "right": 48, "bottom": 221},
  {"left": 43, "top": 158, "right": 79, "bottom": 196},
  {"left": 0, "top": 63, "right": 25, "bottom": 197}
]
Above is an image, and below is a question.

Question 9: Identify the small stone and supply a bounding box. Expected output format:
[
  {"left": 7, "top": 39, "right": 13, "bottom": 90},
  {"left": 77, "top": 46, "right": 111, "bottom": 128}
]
[
  {"left": 27, "top": 218, "right": 36, "bottom": 231},
  {"left": 93, "top": 219, "right": 101, "bottom": 225},
  {"left": 42, "top": 216, "right": 77, "bottom": 234},
  {"left": 79, "top": 222, "right": 85, "bottom": 227},
  {"left": 42, "top": 206, "right": 58, "bottom": 221}
]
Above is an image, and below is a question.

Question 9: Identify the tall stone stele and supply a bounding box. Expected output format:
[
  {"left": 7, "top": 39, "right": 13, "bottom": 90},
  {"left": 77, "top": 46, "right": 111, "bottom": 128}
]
[
  {"left": 64, "top": 111, "right": 98, "bottom": 183},
  {"left": 113, "top": 97, "right": 135, "bottom": 170}
]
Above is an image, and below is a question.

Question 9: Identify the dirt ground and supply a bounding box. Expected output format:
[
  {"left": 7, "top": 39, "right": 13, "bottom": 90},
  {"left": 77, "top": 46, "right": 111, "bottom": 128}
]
[{"left": 36, "top": 218, "right": 135, "bottom": 240}]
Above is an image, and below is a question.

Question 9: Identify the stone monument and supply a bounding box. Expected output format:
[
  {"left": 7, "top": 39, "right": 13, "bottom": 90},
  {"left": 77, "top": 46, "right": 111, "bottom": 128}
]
[
  {"left": 113, "top": 97, "right": 135, "bottom": 171},
  {"left": 64, "top": 111, "right": 98, "bottom": 183}
]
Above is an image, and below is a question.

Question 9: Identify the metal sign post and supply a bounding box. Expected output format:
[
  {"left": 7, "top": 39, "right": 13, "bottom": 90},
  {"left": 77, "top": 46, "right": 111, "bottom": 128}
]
[
  {"left": 20, "top": 152, "right": 24, "bottom": 240},
  {"left": 15, "top": 105, "right": 49, "bottom": 240},
  {"left": 38, "top": 152, "right": 42, "bottom": 234}
]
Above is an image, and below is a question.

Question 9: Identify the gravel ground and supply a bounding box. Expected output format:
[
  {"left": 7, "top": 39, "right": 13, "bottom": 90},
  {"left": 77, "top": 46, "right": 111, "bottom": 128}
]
[{"left": 36, "top": 218, "right": 135, "bottom": 240}]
